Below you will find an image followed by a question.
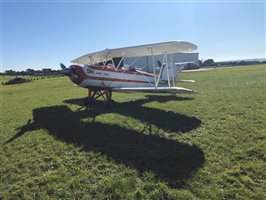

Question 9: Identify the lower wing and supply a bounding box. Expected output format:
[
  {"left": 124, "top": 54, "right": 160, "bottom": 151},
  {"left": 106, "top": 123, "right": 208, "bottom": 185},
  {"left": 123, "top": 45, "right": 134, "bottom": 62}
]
[{"left": 112, "top": 87, "right": 197, "bottom": 93}]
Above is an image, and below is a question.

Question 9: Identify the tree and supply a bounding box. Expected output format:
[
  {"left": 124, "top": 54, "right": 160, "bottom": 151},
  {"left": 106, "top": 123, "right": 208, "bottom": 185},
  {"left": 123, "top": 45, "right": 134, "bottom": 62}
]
[
  {"left": 198, "top": 59, "right": 203, "bottom": 66},
  {"left": 4, "top": 70, "right": 16, "bottom": 75},
  {"left": 26, "top": 68, "right": 35, "bottom": 75},
  {"left": 203, "top": 59, "right": 215, "bottom": 66}
]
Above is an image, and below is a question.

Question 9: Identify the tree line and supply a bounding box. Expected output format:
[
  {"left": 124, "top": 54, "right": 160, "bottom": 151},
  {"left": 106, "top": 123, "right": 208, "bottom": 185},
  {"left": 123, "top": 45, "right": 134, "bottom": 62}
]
[
  {"left": 199, "top": 59, "right": 266, "bottom": 67},
  {"left": 1, "top": 68, "right": 63, "bottom": 76}
]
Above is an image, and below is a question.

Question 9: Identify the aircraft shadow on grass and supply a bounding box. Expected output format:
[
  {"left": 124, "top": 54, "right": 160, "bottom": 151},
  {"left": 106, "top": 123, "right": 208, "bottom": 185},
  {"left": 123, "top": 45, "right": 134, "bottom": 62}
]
[
  {"left": 65, "top": 95, "right": 200, "bottom": 133},
  {"left": 6, "top": 95, "right": 204, "bottom": 187}
]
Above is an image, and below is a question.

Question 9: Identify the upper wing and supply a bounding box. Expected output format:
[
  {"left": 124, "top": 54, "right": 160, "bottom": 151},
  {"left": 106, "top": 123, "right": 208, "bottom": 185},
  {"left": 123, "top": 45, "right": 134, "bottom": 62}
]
[
  {"left": 112, "top": 87, "right": 197, "bottom": 93},
  {"left": 72, "top": 41, "right": 197, "bottom": 65}
]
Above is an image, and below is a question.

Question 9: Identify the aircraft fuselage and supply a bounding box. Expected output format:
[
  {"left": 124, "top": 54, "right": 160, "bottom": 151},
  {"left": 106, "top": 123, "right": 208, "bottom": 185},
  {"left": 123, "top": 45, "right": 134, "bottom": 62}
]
[{"left": 69, "top": 65, "right": 157, "bottom": 89}]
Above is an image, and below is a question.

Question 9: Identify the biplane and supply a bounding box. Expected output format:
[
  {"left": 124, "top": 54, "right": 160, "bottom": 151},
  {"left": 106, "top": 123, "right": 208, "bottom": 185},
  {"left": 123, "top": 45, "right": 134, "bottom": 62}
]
[{"left": 60, "top": 41, "right": 197, "bottom": 107}]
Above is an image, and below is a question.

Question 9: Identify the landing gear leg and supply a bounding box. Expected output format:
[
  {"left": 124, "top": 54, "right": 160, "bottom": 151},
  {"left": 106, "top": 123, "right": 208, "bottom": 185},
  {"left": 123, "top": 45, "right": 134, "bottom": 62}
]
[
  {"left": 84, "top": 89, "right": 95, "bottom": 106},
  {"left": 84, "top": 88, "right": 114, "bottom": 108},
  {"left": 105, "top": 89, "right": 115, "bottom": 108}
]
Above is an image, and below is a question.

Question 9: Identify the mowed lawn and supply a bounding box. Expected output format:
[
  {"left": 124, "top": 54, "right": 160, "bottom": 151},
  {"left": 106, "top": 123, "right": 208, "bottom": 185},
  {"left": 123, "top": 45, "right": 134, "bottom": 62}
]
[{"left": 0, "top": 65, "right": 265, "bottom": 199}]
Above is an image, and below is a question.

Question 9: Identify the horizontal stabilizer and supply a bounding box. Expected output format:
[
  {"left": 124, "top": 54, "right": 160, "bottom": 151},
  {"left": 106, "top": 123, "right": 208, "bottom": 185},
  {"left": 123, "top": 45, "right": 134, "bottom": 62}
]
[
  {"left": 113, "top": 87, "right": 196, "bottom": 93},
  {"left": 175, "top": 61, "right": 196, "bottom": 65}
]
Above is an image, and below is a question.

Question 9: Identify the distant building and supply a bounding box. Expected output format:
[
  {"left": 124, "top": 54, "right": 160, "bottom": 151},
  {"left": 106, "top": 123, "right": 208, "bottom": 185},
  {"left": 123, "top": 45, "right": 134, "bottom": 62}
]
[
  {"left": 26, "top": 68, "right": 35, "bottom": 74},
  {"left": 42, "top": 68, "right": 52, "bottom": 73}
]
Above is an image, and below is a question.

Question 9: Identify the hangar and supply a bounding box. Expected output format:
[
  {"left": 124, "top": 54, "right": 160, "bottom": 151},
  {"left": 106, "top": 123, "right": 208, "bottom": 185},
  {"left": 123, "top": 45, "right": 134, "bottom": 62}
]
[{"left": 122, "top": 52, "right": 199, "bottom": 72}]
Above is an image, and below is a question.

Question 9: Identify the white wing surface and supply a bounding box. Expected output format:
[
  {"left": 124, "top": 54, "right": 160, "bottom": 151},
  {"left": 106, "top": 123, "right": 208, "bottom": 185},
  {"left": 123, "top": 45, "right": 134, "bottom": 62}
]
[{"left": 72, "top": 41, "right": 197, "bottom": 65}]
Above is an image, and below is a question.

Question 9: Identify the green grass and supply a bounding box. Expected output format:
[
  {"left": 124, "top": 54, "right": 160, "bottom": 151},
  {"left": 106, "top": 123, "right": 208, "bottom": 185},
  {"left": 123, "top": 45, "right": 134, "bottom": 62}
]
[{"left": 1, "top": 64, "right": 265, "bottom": 199}]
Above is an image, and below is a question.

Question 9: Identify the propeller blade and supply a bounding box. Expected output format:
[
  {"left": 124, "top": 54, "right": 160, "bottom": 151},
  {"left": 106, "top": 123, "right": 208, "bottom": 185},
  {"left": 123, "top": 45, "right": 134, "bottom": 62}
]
[
  {"left": 60, "top": 63, "right": 71, "bottom": 76},
  {"left": 157, "top": 60, "right": 162, "bottom": 68},
  {"left": 60, "top": 63, "right": 67, "bottom": 70},
  {"left": 60, "top": 63, "right": 77, "bottom": 78}
]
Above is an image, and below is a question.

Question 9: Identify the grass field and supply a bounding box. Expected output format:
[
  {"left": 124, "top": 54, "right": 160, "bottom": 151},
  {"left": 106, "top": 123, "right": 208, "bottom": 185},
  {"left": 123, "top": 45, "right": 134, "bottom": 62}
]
[{"left": 1, "top": 64, "right": 265, "bottom": 199}]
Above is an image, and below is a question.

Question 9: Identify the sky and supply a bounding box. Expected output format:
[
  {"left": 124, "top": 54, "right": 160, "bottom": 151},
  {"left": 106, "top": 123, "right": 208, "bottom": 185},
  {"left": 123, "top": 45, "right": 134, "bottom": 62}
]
[{"left": 1, "top": 0, "right": 265, "bottom": 71}]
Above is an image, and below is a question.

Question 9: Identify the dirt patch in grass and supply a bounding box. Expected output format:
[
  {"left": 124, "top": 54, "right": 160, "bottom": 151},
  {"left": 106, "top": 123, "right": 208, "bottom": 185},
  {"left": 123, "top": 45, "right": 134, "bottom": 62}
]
[{"left": 3, "top": 77, "right": 31, "bottom": 85}]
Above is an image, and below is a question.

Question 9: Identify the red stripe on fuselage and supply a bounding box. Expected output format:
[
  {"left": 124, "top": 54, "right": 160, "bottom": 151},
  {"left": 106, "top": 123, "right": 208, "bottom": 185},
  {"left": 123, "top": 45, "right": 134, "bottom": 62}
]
[
  {"left": 89, "top": 65, "right": 155, "bottom": 77},
  {"left": 86, "top": 75, "right": 154, "bottom": 83}
]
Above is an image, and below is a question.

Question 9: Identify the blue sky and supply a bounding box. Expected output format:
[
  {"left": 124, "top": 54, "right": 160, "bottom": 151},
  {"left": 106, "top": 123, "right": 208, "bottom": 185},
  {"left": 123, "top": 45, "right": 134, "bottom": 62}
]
[{"left": 1, "top": 1, "right": 265, "bottom": 71}]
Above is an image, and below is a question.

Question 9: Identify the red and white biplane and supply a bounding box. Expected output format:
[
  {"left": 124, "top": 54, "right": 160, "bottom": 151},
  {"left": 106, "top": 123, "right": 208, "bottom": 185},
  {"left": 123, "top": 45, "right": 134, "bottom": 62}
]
[{"left": 60, "top": 41, "right": 197, "bottom": 107}]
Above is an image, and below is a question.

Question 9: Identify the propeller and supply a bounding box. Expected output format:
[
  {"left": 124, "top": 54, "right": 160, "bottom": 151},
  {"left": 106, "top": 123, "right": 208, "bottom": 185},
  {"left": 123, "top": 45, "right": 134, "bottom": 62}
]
[
  {"left": 157, "top": 60, "right": 162, "bottom": 68},
  {"left": 60, "top": 63, "right": 75, "bottom": 76},
  {"left": 157, "top": 60, "right": 166, "bottom": 68}
]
